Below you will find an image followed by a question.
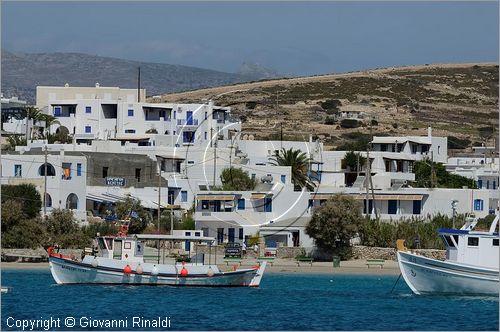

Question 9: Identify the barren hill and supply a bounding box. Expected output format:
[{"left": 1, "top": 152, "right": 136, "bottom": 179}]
[{"left": 157, "top": 63, "right": 499, "bottom": 152}]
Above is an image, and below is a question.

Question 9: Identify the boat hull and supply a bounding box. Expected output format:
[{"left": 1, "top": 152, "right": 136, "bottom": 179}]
[
  {"left": 49, "top": 256, "right": 266, "bottom": 287},
  {"left": 397, "top": 251, "right": 499, "bottom": 295}
]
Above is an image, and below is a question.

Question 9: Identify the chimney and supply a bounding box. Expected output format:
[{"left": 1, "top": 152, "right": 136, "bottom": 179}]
[{"left": 427, "top": 127, "right": 432, "bottom": 138}]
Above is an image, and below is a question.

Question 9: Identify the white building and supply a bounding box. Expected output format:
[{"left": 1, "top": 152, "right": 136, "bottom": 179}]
[
  {"left": 1, "top": 147, "right": 87, "bottom": 221},
  {"left": 35, "top": 84, "right": 240, "bottom": 145}
]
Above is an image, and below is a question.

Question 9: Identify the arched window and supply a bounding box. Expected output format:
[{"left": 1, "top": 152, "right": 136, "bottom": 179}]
[
  {"left": 38, "top": 163, "right": 56, "bottom": 176},
  {"left": 45, "top": 193, "right": 52, "bottom": 208},
  {"left": 66, "top": 193, "right": 78, "bottom": 210}
]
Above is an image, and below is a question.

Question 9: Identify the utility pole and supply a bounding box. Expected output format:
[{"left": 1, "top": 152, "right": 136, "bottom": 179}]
[
  {"left": 43, "top": 145, "right": 48, "bottom": 218},
  {"left": 137, "top": 67, "right": 141, "bottom": 102},
  {"left": 213, "top": 130, "right": 217, "bottom": 188},
  {"left": 280, "top": 122, "right": 283, "bottom": 149},
  {"left": 157, "top": 169, "right": 161, "bottom": 264},
  {"left": 170, "top": 192, "right": 174, "bottom": 236}
]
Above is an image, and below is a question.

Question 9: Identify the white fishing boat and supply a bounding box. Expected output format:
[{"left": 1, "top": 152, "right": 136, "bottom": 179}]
[
  {"left": 397, "top": 215, "right": 499, "bottom": 295},
  {"left": 48, "top": 233, "right": 266, "bottom": 287}
]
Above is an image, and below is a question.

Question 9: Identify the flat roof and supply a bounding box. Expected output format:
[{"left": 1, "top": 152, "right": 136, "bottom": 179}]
[{"left": 134, "top": 234, "right": 215, "bottom": 242}]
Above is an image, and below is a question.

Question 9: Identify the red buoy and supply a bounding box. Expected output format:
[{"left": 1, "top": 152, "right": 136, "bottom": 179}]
[
  {"left": 123, "top": 264, "right": 132, "bottom": 274},
  {"left": 180, "top": 267, "right": 188, "bottom": 277}
]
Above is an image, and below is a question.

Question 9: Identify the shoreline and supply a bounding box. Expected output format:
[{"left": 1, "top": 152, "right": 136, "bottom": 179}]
[{"left": 1, "top": 259, "right": 400, "bottom": 276}]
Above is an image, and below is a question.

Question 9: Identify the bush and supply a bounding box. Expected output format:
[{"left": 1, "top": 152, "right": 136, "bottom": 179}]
[
  {"left": 1, "top": 184, "right": 41, "bottom": 219},
  {"left": 448, "top": 136, "right": 471, "bottom": 149},
  {"left": 340, "top": 119, "right": 361, "bottom": 129},
  {"left": 320, "top": 99, "right": 342, "bottom": 110},
  {"left": 359, "top": 214, "right": 460, "bottom": 249},
  {"left": 220, "top": 167, "right": 256, "bottom": 191},
  {"left": 371, "top": 119, "right": 378, "bottom": 126},
  {"left": 324, "top": 116, "right": 336, "bottom": 125},
  {"left": 305, "top": 195, "right": 363, "bottom": 259}
]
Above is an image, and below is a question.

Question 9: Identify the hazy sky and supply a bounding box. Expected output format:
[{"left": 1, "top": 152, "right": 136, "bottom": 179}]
[{"left": 2, "top": 1, "right": 498, "bottom": 76}]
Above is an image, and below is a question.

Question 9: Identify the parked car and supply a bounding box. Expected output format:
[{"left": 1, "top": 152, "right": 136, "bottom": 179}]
[{"left": 224, "top": 242, "right": 242, "bottom": 258}]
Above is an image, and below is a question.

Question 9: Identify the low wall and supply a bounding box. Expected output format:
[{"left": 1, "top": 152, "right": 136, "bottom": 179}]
[{"left": 351, "top": 246, "right": 445, "bottom": 261}]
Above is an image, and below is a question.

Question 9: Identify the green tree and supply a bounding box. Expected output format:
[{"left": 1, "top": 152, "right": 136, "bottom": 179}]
[
  {"left": 44, "top": 209, "right": 88, "bottom": 248},
  {"left": 220, "top": 167, "right": 256, "bottom": 191},
  {"left": 342, "top": 150, "right": 366, "bottom": 171},
  {"left": 269, "top": 148, "right": 316, "bottom": 191},
  {"left": 115, "top": 196, "right": 150, "bottom": 234},
  {"left": 2, "top": 218, "right": 49, "bottom": 249},
  {"left": 3, "top": 135, "right": 27, "bottom": 151},
  {"left": 305, "top": 194, "right": 363, "bottom": 258},
  {"left": 1, "top": 184, "right": 42, "bottom": 219},
  {"left": 413, "top": 159, "right": 476, "bottom": 189}
]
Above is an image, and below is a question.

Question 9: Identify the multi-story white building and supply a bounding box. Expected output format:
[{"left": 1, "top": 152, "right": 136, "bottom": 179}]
[
  {"left": 1, "top": 146, "right": 87, "bottom": 221},
  {"left": 36, "top": 84, "right": 240, "bottom": 145}
]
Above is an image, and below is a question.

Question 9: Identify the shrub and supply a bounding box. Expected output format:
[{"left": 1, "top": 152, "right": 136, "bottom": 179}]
[
  {"left": 340, "top": 119, "right": 360, "bottom": 129},
  {"left": 324, "top": 116, "right": 336, "bottom": 125},
  {"left": 220, "top": 167, "right": 256, "bottom": 191},
  {"left": 448, "top": 136, "right": 471, "bottom": 149},
  {"left": 1, "top": 184, "right": 41, "bottom": 219}
]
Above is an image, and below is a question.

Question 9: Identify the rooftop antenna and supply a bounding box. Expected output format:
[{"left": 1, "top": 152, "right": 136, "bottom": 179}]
[{"left": 137, "top": 67, "right": 141, "bottom": 102}]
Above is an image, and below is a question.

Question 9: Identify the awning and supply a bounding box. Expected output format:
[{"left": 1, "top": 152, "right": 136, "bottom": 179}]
[
  {"left": 196, "top": 195, "right": 236, "bottom": 201},
  {"left": 351, "top": 194, "right": 424, "bottom": 201},
  {"left": 310, "top": 193, "right": 423, "bottom": 201},
  {"left": 250, "top": 193, "right": 273, "bottom": 200},
  {"left": 156, "top": 154, "right": 185, "bottom": 160}
]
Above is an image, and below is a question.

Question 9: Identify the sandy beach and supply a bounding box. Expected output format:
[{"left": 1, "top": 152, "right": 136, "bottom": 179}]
[{"left": 1, "top": 258, "right": 400, "bottom": 275}]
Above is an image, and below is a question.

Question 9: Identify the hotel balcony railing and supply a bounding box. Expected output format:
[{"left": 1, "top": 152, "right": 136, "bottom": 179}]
[{"left": 177, "top": 119, "right": 199, "bottom": 126}]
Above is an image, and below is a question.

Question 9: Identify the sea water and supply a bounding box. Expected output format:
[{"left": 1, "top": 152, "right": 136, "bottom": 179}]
[{"left": 1, "top": 269, "right": 498, "bottom": 331}]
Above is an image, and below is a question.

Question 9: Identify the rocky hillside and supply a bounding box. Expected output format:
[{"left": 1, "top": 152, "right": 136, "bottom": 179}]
[
  {"left": 158, "top": 63, "right": 499, "bottom": 152},
  {"left": 1, "top": 51, "right": 277, "bottom": 103}
]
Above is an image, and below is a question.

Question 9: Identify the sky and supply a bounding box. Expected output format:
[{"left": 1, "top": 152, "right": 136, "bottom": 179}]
[{"left": 2, "top": 1, "right": 498, "bottom": 76}]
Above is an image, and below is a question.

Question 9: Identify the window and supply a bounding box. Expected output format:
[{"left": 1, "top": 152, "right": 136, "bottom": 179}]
[
  {"left": 173, "top": 111, "right": 176, "bottom": 119},
  {"left": 443, "top": 236, "right": 455, "bottom": 248},
  {"left": 201, "top": 200, "right": 209, "bottom": 210},
  {"left": 493, "top": 239, "right": 499, "bottom": 246},
  {"left": 228, "top": 228, "right": 235, "bottom": 242},
  {"left": 251, "top": 173, "right": 256, "bottom": 180},
  {"left": 380, "top": 144, "right": 387, "bottom": 152},
  {"left": 239, "top": 228, "right": 244, "bottom": 240},
  {"left": 205, "top": 112, "right": 207, "bottom": 120},
  {"left": 45, "top": 193, "right": 52, "bottom": 208},
  {"left": 102, "top": 167, "right": 108, "bottom": 178},
  {"left": 204, "top": 132, "right": 208, "bottom": 140},
  {"left": 128, "top": 109, "right": 134, "bottom": 117},
  {"left": 85, "top": 126, "right": 91, "bottom": 133},
  {"left": 181, "top": 191, "right": 188, "bottom": 202},
  {"left": 412, "top": 200, "right": 422, "bottom": 215},
  {"left": 125, "top": 129, "right": 136, "bottom": 133},
  {"left": 14, "top": 164, "right": 22, "bottom": 177},
  {"left": 467, "top": 237, "right": 479, "bottom": 246},
  {"left": 135, "top": 168, "right": 141, "bottom": 182},
  {"left": 38, "top": 163, "right": 56, "bottom": 176},
  {"left": 477, "top": 180, "right": 483, "bottom": 188},
  {"left": 66, "top": 193, "right": 78, "bottom": 210},
  {"left": 62, "top": 163, "right": 72, "bottom": 180},
  {"left": 237, "top": 199, "right": 245, "bottom": 210},
  {"left": 188, "top": 161, "right": 195, "bottom": 164},
  {"left": 308, "top": 199, "right": 314, "bottom": 208},
  {"left": 77, "top": 163, "right": 82, "bottom": 176},
  {"left": 54, "top": 106, "right": 62, "bottom": 116},
  {"left": 388, "top": 200, "right": 397, "bottom": 215},
  {"left": 474, "top": 199, "right": 484, "bottom": 211},
  {"left": 281, "top": 175, "right": 286, "bottom": 184},
  {"left": 217, "top": 228, "right": 224, "bottom": 244},
  {"left": 264, "top": 197, "right": 272, "bottom": 212},
  {"left": 85, "top": 106, "right": 91, "bottom": 114}
]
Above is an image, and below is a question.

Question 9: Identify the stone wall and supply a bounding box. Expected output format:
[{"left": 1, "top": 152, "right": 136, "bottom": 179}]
[
  {"left": 276, "top": 247, "right": 305, "bottom": 258},
  {"left": 351, "top": 246, "right": 445, "bottom": 261}
]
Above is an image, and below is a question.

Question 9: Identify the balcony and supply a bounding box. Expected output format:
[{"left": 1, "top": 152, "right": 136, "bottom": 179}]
[{"left": 177, "top": 119, "right": 199, "bottom": 126}]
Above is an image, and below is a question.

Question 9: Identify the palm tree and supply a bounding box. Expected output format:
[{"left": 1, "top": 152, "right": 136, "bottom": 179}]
[
  {"left": 39, "top": 113, "right": 60, "bottom": 137},
  {"left": 4, "top": 135, "right": 27, "bottom": 151},
  {"left": 269, "top": 148, "right": 316, "bottom": 191},
  {"left": 24, "top": 106, "right": 44, "bottom": 140}
]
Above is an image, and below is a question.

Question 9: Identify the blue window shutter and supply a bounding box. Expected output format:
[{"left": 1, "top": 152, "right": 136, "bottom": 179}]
[
  {"left": 281, "top": 175, "right": 286, "bottom": 183},
  {"left": 85, "top": 126, "right": 91, "bottom": 133},
  {"left": 237, "top": 199, "right": 245, "bottom": 210},
  {"left": 181, "top": 191, "right": 188, "bottom": 202},
  {"left": 77, "top": 163, "right": 82, "bottom": 176},
  {"left": 85, "top": 106, "right": 91, "bottom": 113}
]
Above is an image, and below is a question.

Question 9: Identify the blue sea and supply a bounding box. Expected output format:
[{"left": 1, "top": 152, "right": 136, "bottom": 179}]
[{"left": 1, "top": 269, "right": 498, "bottom": 331}]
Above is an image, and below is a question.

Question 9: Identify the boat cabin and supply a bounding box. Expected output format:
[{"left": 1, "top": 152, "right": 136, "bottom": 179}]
[
  {"left": 93, "top": 234, "right": 216, "bottom": 264},
  {"left": 439, "top": 215, "right": 499, "bottom": 269}
]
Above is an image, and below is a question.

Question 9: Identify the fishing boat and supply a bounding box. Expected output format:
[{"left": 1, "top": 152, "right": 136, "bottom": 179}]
[
  {"left": 48, "top": 233, "right": 266, "bottom": 287},
  {"left": 397, "top": 214, "right": 499, "bottom": 295}
]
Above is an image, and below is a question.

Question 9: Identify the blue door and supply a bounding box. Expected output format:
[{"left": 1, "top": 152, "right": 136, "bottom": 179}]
[
  {"left": 186, "top": 111, "right": 193, "bottom": 125},
  {"left": 388, "top": 200, "right": 397, "bottom": 214},
  {"left": 228, "top": 228, "right": 235, "bottom": 242}
]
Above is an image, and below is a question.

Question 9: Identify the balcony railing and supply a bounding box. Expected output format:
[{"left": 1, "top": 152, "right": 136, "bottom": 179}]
[{"left": 177, "top": 119, "right": 199, "bottom": 126}]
